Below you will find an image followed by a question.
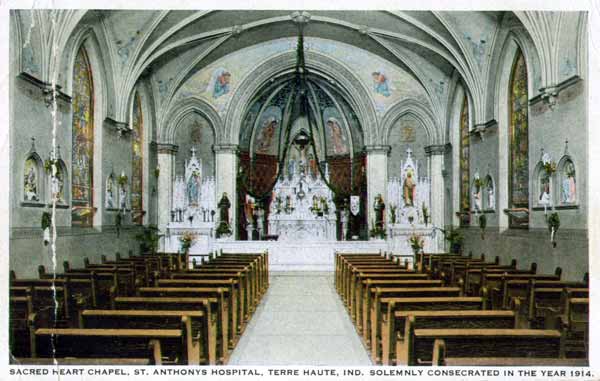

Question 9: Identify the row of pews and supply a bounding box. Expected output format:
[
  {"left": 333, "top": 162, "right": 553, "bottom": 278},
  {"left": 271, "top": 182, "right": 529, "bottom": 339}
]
[
  {"left": 335, "top": 251, "right": 589, "bottom": 366},
  {"left": 9, "top": 250, "right": 269, "bottom": 365}
]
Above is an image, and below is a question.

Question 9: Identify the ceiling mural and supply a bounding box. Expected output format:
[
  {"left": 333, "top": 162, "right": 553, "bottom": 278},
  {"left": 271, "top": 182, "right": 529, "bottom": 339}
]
[{"left": 174, "top": 37, "right": 429, "bottom": 118}]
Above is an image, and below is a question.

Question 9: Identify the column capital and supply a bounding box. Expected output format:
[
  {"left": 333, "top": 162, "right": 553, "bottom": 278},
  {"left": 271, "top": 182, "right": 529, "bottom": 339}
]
[
  {"left": 213, "top": 144, "right": 239, "bottom": 154},
  {"left": 424, "top": 143, "right": 450, "bottom": 156},
  {"left": 152, "top": 142, "right": 179, "bottom": 155},
  {"left": 363, "top": 145, "right": 391, "bottom": 154}
]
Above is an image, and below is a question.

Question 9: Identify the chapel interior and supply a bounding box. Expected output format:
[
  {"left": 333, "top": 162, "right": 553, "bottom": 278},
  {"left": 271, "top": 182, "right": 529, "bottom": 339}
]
[{"left": 8, "top": 10, "right": 589, "bottom": 366}]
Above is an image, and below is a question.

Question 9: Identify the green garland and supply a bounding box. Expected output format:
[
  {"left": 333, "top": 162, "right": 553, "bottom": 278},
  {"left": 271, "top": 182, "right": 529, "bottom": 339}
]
[
  {"left": 41, "top": 212, "right": 51, "bottom": 230},
  {"left": 479, "top": 214, "right": 487, "bottom": 240}
]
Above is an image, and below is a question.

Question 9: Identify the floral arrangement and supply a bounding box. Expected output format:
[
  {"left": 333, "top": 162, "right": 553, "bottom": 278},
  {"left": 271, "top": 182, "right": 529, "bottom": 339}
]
[
  {"left": 154, "top": 166, "right": 160, "bottom": 178},
  {"left": 179, "top": 231, "right": 198, "bottom": 252},
  {"left": 479, "top": 214, "right": 487, "bottom": 240},
  {"left": 408, "top": 233, "right": 425, "bottom": 253},
  {"left": 44, "top": 159, "right": 57, "bottom": 173},
  {"left": 543, "top": 161, "right": 557, "bottom": 176},
  {"left": 547, "top": 212, "right": 560, "bottom": 248},
  {"left": 321, "top": 197, "right": 329, "bottom": 215},
  {"left": 117, "top": 174, "right": 128, "bottom": 186}
]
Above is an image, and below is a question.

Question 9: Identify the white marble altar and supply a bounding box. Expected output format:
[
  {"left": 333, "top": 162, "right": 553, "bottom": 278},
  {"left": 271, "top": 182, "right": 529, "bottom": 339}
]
[
  {"left": 165, "top": 148, "right": 217, "bottom": 253},
  {"left": 268, "top": 159, "right": 336, "bottom": 241}
]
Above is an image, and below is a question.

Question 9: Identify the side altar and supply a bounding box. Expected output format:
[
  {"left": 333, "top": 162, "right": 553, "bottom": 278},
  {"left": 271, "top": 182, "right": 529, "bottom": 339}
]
[
  {"left": 163, "top": 148, "right": 217, "bottom": 254},
  {"left": 386, "top": 148, "right": 440, "bottom": 254}
]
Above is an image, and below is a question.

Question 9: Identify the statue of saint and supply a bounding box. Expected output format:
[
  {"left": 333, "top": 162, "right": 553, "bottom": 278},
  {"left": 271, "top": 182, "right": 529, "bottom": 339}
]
[
  {"left": 187, "top": 172, "right": 200, "bottom": 205},
  {"left": 373, "top": 194, "right": 385, "bottom": 229},
  {"left": 218, "top": 192, "right": 231, "bottom": 224},
  {"left": 403, "top": 171, "right": 416, "bottom": 206}
]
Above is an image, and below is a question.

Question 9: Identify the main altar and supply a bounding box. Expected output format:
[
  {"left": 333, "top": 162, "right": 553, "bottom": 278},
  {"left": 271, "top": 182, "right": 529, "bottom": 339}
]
[{"left": 267, "top": 154, "right": 337, "bottom": 241}]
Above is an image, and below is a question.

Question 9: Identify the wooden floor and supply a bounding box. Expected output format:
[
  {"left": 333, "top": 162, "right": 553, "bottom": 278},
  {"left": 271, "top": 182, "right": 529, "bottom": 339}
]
[{"left": 228, "top": 272, "right": 372, "bottom": 365}]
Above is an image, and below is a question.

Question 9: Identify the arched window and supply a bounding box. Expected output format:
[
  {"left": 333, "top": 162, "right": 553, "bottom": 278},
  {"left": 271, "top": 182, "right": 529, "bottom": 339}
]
[
  {"left": 459, "top": 96, "right": 470, "bottom": 226},
  {"left": 131, "top": 92, "right": 144, "bottom": 224},
  {"left": 509, "top": 48, "right": 529, "bottom": 228},
  {"left": 71, "top": 46, "right": 95, "bottom": 226}
]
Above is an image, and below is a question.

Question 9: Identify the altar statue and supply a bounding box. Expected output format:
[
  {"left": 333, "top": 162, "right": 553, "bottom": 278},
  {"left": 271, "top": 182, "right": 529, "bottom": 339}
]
[
  {"left": 403, "top": 171, "right": 416, "bottom": 206},
  {"left": 187, "top": 172, "right": 200, "bottom": 205},
  {"left": 374, "top": 194, "right": 385, "bottom": 229}
]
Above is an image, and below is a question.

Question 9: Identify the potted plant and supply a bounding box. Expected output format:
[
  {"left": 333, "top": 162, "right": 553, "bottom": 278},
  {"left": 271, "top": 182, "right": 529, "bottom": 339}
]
[
  {"left": 543, "top": 161, "right": 557, "bottom": 177},
  {"left": 547, "top": 212, "right": 560, "bottom": 248},
  {"left": 408, "top": 232, "right": 425, "bottom": 255},
  {"left": 444, "top": 227, "right": 464, "bottom": 254},
  {"left": 41, "top": 211, "right": 51, "bottom": 246},
  {"left": 478, "top": 214, "right": 487, "bottom": 240},
  {"left": 134, "top": 225, "right": 160, "bottom": 254}
]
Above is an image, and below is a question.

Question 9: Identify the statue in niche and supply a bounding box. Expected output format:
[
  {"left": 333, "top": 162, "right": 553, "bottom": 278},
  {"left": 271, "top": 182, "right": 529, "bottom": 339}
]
[
  {"left": 24, "top": 158, "right": 39, "bottom": 201},
  {"left": 562, "top": 161, "right": 576, "bottom": 203},
  {"left": 539, "top": 176, "right": 551, "bottom": 206},
  {"left": 187, "top": 170, "right": 201, "bottom": 206},
  {"left": 106, "top": 175, "right": 115, "bottom": 208},
  {"left": 373, "top": 194, "right": 385, "bottom": 229},
  {"left": 51, "top": 166, "right": 65, "bottom": 204},
  {"left": 218, "top": 192, "right": 231, "bottom": 224},
  {"left": 473, "top": 174, "right": 483, "bottom": 212},
  {"left": 402, "top": 170, "right": 416, "bottom": 207},
  {"left": 119, "top": 185, "right": 127, "bottom": 211},
  {"left": 486, "top": 179, "right": 495, "bottom": 210},
  {"left": 340, "top": 205, "right": 349, "bottom": 241}
]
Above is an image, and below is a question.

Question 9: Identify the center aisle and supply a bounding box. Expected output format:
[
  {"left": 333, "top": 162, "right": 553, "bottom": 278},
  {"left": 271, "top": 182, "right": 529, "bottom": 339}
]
[{"left": 228, "top": 272, "right": 372, "bottom": 365}]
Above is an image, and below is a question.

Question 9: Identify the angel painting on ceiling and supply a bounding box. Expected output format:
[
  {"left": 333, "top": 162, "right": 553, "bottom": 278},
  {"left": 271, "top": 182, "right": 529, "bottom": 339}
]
[
  {"left": 371, "top": 70, "right": 391, "bottom": 97},
  {"left": 209, "top": 68, "right": 232, "bottom": 98}
]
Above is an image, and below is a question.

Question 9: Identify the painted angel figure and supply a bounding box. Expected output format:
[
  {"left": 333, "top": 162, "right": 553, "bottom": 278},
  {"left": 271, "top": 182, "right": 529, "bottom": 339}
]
[
  {"left": 371, "top": 70, "right": 391, "bottom": 97},
  {"left": 210, "top": 68, "right": 231, "bottom": 98}
]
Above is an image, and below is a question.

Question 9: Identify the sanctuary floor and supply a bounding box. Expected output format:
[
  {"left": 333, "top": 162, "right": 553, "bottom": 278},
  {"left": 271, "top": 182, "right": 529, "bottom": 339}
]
[{"left": 228, "top": 272, "right": 372, "bottom": 365}]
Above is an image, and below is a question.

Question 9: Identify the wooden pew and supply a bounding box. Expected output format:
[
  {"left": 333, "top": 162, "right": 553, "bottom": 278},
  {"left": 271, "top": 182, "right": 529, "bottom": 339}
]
[
  {"left": 65, "top": 261, "right": 136, "bottom": 296},
  {"left": 30, "top": 328, "right": 184, "bottom": 365},
  {"left": 137, "top": 286, "right": 238, "bottom": 349},
  {"left": 112, "top": 296, "right": 224, "bottom": 364},
  {"left": 559, "top": 297, "right": 589, "bottom": 359},
  {"left": 363, "top": 287, "right": 461, "bottom": 351},
  {"left": 372, "top": 295, "right": 488, "bottom": 364},
  {"left": 464, "top": 262, "right": 537, "bottom": 296},
  {"left": 393, "top": 309, "right": 519, "bottom": 365},
  {"left": 416, "top": 328, "right": 563, "bottom": 366},
  {"left": 10, "top": 278, "right": 69, "bottom": 325},
  {"left": 359, "top": 279, "right": 444, "bottom": 342},
  {"left": 79, "top": 309, "right": 207, "bottom": 364},
  {"left": 481, "top": 269, "right": 562, "bottom": 309},
  {"left": 156, "top": 278, "right": 246, "bottom": 334},
  {"left": 527, "top": 284, "right": 588, "bottom": 327},
  {"left": 9, "top": 295, "right": 35, "bottom": 357}
]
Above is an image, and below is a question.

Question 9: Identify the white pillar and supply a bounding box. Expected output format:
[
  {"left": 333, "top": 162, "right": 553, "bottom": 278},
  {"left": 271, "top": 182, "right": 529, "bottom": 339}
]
[
  {"left": 365, "top": 145, "right": 390, "bottom": 235},
  {"left": 214, "top": 144, "right": 238, "bottom": 237},
  {"left": 425, "top": 144, "right": 447, "bottom": 251},
  {"left": 156, "top": 143, "right": 178, "bottom": 233}
]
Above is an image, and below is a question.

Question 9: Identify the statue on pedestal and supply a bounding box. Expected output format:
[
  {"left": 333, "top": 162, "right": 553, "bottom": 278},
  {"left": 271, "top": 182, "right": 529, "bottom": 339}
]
[
  {"left": 374, "top": 194, "right": 385, "bottom": 229},
  {"left": 216, "top": 192, "right": 232, "bottom": 238}
]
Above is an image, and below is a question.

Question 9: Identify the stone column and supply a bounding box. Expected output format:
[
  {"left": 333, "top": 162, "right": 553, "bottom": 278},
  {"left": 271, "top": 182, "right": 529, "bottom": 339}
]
[
  {"left": 214, "top": 144, "right": 238, "bottom": 237},
  {"left": 425, "top": 144, "right": 448, "bottom": 251},
  {"left": 365, "top": 145, "right": 391, "bottom": 236},
  {"left": 156, "top": 143, "right": 178, "bottom": 233}
]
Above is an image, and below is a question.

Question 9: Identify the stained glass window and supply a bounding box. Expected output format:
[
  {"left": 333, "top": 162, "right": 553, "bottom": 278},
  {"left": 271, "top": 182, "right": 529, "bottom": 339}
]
[
  {"left": 131, "top": 92, "right": 144, "bottom": 224},
  {"left": 71, "top": 46, "right": 94, "bottom": 226},
  {"left": 509, "top": 49, "right": 529, "bottom": 227},
  {"left": 459, "top": 96, "right": 470, "bottom": 226}
]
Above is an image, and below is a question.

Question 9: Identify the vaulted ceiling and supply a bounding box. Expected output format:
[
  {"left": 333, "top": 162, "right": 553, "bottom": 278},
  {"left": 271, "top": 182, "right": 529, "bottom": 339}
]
[{"left": 12, "top": 10, "right": 586, "bottom": 145}]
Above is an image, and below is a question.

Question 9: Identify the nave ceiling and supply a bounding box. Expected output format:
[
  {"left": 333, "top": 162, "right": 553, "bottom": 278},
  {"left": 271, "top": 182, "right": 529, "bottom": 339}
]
[{"left": 12, "top": 10, "right": 586, "bottom": 147}]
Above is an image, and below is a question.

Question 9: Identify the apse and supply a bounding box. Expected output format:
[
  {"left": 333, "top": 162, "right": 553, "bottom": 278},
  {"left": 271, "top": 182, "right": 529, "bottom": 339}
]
[{"left": 237, "top": 71, "right": 367, "bottom": 241}]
